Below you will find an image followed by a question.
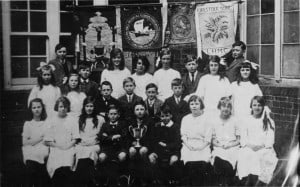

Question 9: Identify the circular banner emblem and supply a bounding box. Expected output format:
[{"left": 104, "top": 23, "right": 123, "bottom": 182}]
[
  {"left": 124, "top": 12, "right": 161, "bottom": 50},
  {"left": 171, "top": 14, "right": 192, "bottom": 38}
]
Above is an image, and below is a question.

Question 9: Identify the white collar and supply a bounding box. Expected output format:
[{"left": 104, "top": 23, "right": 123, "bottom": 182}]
[
  {"left": 161, "top": 120, "right": 174, "bottom": 127},
  {"left": 81, "top": 78, "right": 89, "bottom": 83}
]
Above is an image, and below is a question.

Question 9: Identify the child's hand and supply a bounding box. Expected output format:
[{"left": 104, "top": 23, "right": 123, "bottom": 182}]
[
  {"left": 112, "top": 134, "right": 121, "bottom": 141},
  {"left": 149, "top": 153, "right": 158, "bottom": 164},
  {"left": 62, "top": 77, "right": 68, "bottom": 84},
  {"left": 132, "top": 141, "right": 137, "bottom": 146},
  {"left": 158, "top": 142, "right": 167, "bottom": 147}
]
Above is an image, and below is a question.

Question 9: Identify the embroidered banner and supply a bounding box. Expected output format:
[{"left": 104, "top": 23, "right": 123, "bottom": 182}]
[
  {"left": 195, "top": 1, "right": 238, "bottom": 57},
  {"left": 121, "top": 5, "right": 162, "bottom": 51},
  {"left": 166, "top": 4, "right": 196, "bottom": 45}
]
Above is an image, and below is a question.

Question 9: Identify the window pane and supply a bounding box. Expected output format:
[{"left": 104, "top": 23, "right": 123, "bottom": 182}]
[
  {"left": 30, "top": 0, "right": 46, "bottom": 10},
  {"left": 261, "top": 15, "right": 274, "bottom": 44},
  {"left": 247, "top": 16, "right": 260, "bottom": 44},
  {"left": 261, "top": 0, "right": 274, "bottom": 14},
  {"left": 284, "top": 12, "right": 300, "bottom": 43},
  {"left": 30, "top": 37, "right": 46, "bottom": 55},
  {"left": 30, "top": 12, "right": 46, "bottom": 32},
  {"left": 282, "top": 45, "right": 300, "bottom": 77},
  {"left": 11, "top": 58, "right": 28, "bottom": 78},
  {"left": 247, "top": 0, "right": 260, "bottom": 15},
  {"left": 261, "top": 45, "right": 274, "bottom": 76},
  {"left": 30, "top": 57, "right": 46, "bottom": 77},
  {"left": 60, "top": 12, "right": 73, "bottom": 33},
  {"left": 284, "top": 0, "right": 300, "bottom": 11},
  {"left": 11, "top": 36, "right": 27, "bottom": 55},
  {"left": 246, "top": 46, "right": 259, "bottom": 65},
  {"left": 10, "top": 1, "right": 27, "bottom": 9},
  {"left": 11, "top": 11, "right": 28, "bottom": 32},
  {"left": 59, "top": 36, "right": 75, "bottom": 55}
]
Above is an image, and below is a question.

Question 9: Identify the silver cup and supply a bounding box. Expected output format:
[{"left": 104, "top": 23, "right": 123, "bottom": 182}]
[{"left": 129, "top": 125, "right": 147, "bottom": 148}]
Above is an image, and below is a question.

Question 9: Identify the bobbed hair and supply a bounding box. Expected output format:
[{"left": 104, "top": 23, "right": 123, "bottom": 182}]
[
  {"left": 188, "top": 95, "right": 205, "bottom": 110},
  {"left": 108, "top": 48, "right": 125, "bottom": 70},
  {"left": 54, "top": 96, "right": 71, "bottom": 112}
]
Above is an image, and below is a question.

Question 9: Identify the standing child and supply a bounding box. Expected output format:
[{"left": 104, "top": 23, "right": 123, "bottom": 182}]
[
  {"left": 49, "top": 43, "right": 74, "bottom": 87},
  {"left": 211, "top": 97, "right": 240, "bottom": 186},
  {"left": 75, "top": 97, "right": 105, "bottom": 186},
  {"left": 28, "top": 64, "right": 61, "bottom": 118},
  {"left": 144, "top": 83, "right": 163, "bottom": 122},
  {"left": 118, "top": 77, "right": 143, "bottom": 121},
  {"left": 237, "top": 96, "right": 277, "bottom": 186},
  {"left": 131, "top": 55, "right": 154, "bottom": 100},
  {"left": 98, "top": 105, "right": 127, "bottom": 186},
  {"left": 153, "top": 48, "right": 181, "bottom": 101},
  {"left": 22, "top": 98, "right": 50, "bottom": 187},
  {"left": 230, "top": 61, "right": 262, "bottom": 118},
  {"left": 101, "top": 48, "right": 131, "bottom": 98},
  {"left": 44, "top": 97, "right": 80, "bottom": 186},
  {"left": 180, "top": 95, "right": 213, "bottom": 186},
  {"left": 61, "top": 73, "right": 86, "bottom": 117},
  {"left": 78, "top": 63, "right": 99, "bottom": 99},
  {"left": 182, "top": 55, "right": 202, "bottom": 97},
  {"left": 148, "top": 105, "right": 182, "bottom": 185},
  {"left": 164, "top": 78, "right": 190, "bottom": 125}
]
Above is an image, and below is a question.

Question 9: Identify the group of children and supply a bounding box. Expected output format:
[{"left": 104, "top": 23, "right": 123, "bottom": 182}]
[{"left": 22, "top": 42, "right": 278, "bottom": 186}]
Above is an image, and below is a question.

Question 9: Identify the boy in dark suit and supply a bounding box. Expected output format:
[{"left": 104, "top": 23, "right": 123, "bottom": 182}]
[
  {"left": 144, "top": 83, "right": 164, "bottom": 122},
  {"left": 78, "top": 63, "right": 99, "bottom": 99},
  {"left": 164, "top": 78, "right": 190, "bottom": 125},
  {"left": 118, "top": 77, "right": 143, "bottom": 121},
  {"left": 182, "top": 55, "right": 202, "bottom": 97},
  {"left": 148, "top": 105, "right": 182, "bottom": 185},
  {"left": 96, "top": 81, "right": 121, "bottom": 120}
]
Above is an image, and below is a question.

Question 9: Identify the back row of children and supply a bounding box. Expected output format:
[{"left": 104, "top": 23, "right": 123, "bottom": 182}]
[{"left": 24, "top": 42, "right": 278, "bottom": 186}]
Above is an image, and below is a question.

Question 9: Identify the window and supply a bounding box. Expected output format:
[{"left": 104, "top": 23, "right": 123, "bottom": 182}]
[{"left": 246, "top": 0, "right": 300, "bottom": 80}]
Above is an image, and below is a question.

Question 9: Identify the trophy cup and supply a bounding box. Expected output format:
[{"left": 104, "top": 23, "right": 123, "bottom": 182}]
[{"left": 129, "top": 125, "right": 147, "bottom": 148}]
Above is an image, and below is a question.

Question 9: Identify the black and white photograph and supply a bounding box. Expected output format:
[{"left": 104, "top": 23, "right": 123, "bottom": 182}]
[{"left": 0, "top": 0, "right": 299, "bottom": 186}]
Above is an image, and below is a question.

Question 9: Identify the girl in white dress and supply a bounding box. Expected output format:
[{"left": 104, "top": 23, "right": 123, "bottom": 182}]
[
  {"left": 237, "top": 96, "right": 278, "bottom": 186},
  {"left": 22, "top": 98, "right": 50, "bottom": 186},
  {"left": 62, "top": 73, "right": 86, "bottom": 117},
  {"left": 101, "top": 48, "right": 131, "bottom": 98},
  {"left": 153, "top": 48, "right": 181, "bottom": 101},
  {"left": 211, "top": 97, "right": 240, "bottom": 186},
  {"left": 189, "top": 55, "right": 231, "bottom": 116},
  {"left": 180, "top": 95, "right": 213, "bottom": 186},
  {"left": 74, "top": 96, "right": 105, "bottom": 185},
  {"left": 131, "top": 55, "right": 154, "bottom": 100},
  {"left": 28, "top": 64, "right": 61, "bottom": 118},
  {"left": 230, "top": 61, "right": 263, "bottom": 118},
  {"left": 44, "top": 97, "right": 80, "bottom": 186}
]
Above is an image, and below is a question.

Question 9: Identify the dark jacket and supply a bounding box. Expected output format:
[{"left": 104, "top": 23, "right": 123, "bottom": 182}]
[
  {"left": 49, "top": 58, "right": 73, "bottom": 87},
  {"left": 182, "top": 71, "right": 202, "bottom": 97},
  {"left": 118, "top": 94, "right": 143, "bottom": 121},
  {"left": 95, "top": 96, "right": 121, "bottom": 120},
  {"left": 144, "top": 98, "right": 164, "bottom": 122},
  {"left": 79, "top": 79, "right": 99, "bottom": 99},
  {"left": 164, "top": 95, "right": 190, "bottom": 125}
]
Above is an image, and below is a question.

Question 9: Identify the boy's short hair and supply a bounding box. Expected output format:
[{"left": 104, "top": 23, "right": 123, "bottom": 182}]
[
  {"left": 184, "top": 55, "right": 197, "bottom": 64},
  {"left": 232, "top": 41, "right": 246, "bottom": 51},
  {"left": 123, "top": 77, "right": 135, "bottom": 87},
  {"left": 160, "top": 104, "right": 172, "bottom": 115},
  {"left": 108, "top": 104, "right": 120, "bottom": 114},
  {"left": 171, "top": 78, "right": 183, "bottom": 87},
  {"left": 101, "top": 81, "right": 113, "bottom": 90},
  {"left": 145, "top": 83, "right": 158, "bottom": 91},
  {"left": 188, "top": 95, "right": 205, "bottom": 110},
  {"left": 217, "top": 97, "right": 232, "bottom": 109},
  {"left": 55, "top": 43, "right": 66, "bottom": 52},
  {"left": 54, "top": 96, "right": 71, "bottom": 112},
  {"left": 78, "top": 63, "right": 90, "bottom": 71}
]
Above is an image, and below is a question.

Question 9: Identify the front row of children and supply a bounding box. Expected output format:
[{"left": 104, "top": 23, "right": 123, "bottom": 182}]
[{"left": 22, "top": 94, "right": 278, "bottom": 187}]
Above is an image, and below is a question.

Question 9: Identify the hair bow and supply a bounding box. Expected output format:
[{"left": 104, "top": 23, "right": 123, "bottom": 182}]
[
  {"left": 244, "top": 60, "right": 259, "bottom": 70},
  {"left": 36, "top": 61, "right": 56, "bottom": 71}
]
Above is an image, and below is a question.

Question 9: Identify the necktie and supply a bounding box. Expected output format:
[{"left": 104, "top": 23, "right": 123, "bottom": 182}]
[
  {"left": 176, "top": 97, "right": 180, "bottom": 104},
  {"left": 191, "top": 72, "right": 195, "bottom": 84},
  {"left": 128, "top": 95, "right": 132, "bottom": 103}
]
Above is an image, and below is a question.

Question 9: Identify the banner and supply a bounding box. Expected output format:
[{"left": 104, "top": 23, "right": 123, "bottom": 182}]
[
  {"left": 166, "top": 4, "right": 196, "bottom": 45},
  {"left": 195, "top": 1, "right": 238, "bottom": 57},
  {"left": 121, "top": 5, "right": 162, "bottom": 51}
]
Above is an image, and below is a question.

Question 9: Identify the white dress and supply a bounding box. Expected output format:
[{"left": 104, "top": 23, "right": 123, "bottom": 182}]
[
  {"left": 44, "top": 115, "right": 80, "bottom": 177},
  {"left": 75, "top": 116, "right": 105, "bottom": 166},
  {"left": 153, "top": 68, "right": 181, "bottom": 101},
  {"left": 230, "top": 81, "right": 263, "bottom": 118},
  {"left": 180, "top": 114, "right": 212, "bottom": 163},
  {"left": 66, "top": 91, "right": 86, "bottom": 117},
  {"left": 131, "top": 73, "right": 154, "bottom": 100},
  {"left": 237, "top": 116, "right": 277, "bottom": 183},
  {"left": 22, "top": 120, "right": 49, "bottom": 164},
  {"left": 194, "top": 74, "right": 231, "bottom": 114},
  {"left": 28, "top": 85, "right": 61, "bottom": 118},
  {"left": 210, "top": 115, "right": 240, "bottom": 168},
  {"left": 101, "top": 68, "right": 131, "bottom": 98}
]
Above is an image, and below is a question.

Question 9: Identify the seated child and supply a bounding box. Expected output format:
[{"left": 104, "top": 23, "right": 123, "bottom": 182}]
[
  {"left": 118, "top": 77, "right": 143, "bottom": 121},
  {"left": 164, "top": 78, "right": 190, "bottom": 125},
  {"left": 96, "top": 81, "right": 121, "bottom": 120},
  {"left": 144, "top": 83, "right": 163, "bottom": 122},
  {"left": 98, "top": 105, "right": 127, "bottom": 186},
  {"left": 148, "top": 105, "right": 182, "bottom": 185},
  {"left": 78, "top": 63, "right": 99, "bottom": 99}
]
